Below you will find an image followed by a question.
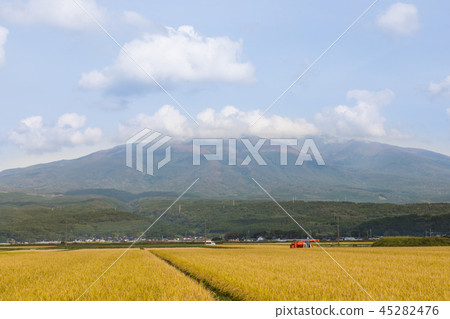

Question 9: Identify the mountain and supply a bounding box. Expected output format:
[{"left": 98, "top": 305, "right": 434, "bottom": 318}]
[{"left": 1, "top": 139, "right": 450, "bottom": 203}]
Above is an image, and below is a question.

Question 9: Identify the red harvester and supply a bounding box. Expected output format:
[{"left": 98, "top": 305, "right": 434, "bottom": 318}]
[{"left": 290, "top": 239, "right": 319, "bottom": 248}]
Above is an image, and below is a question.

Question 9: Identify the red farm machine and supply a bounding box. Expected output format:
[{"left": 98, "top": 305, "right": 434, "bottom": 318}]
[{"left": 290, "top": 239, "right": 319, "bottom": 248}]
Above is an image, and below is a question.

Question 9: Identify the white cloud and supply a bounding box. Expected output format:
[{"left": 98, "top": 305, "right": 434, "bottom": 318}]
[
  {"left": 0, "top": 26, "right": 8, "bottom": 67},
  {"left": 123, "top": 11, "right": 150, "bottom": 28},
  {"left": 78, "top": 69, "right": 111, "bottom": 90},
  {"left": 118, "top": 105, "right": 318, "bottom": 141},
  {"left": 57, "top": 113, "right": 86, "bottom": 129},
  {"left": 0, "top": 0, "right": 106, "bottom": 30},
  {"left": 9, "top": 113, "right": 102, "bottom": 153},
  {"left": 315, "top": 89, "right": 395, "bottom": 138},
  {"left": 429, "top": 75, "right": 450, "bottom": 96},
  {"left": 377, "top": 2, "right": 420, "bottom": 36},
  {"left": 195, "top": 106, "right": 318, "bottom": 138},
  {"left": 119, "top": 105, "right": 192, "bottom": 139},
  {"left": 79, "top": 25, "right": 255, "bottom": 92}
]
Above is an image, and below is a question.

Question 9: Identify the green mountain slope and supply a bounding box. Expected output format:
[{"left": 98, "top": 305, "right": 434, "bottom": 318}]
[{"left": 0, "top": 140, "right": 449, "bottom": 202}]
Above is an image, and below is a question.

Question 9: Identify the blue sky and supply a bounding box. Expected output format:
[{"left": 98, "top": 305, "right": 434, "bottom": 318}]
[{"left": 0, "top": 0, "right": 449, "bottom": 170}]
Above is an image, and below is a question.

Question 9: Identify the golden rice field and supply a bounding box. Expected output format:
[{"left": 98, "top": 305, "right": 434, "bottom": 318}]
[
  {"left": 153, "top": 245, "right": 450, "bottom": 301},
  {"left": 0, "top": 249, "right": 213, "bottom": 301},
  {"left": 0, "top": 245, "right": 448, "bottom": 301}
]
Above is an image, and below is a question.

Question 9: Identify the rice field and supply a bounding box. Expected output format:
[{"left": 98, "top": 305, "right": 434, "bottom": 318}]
[
  {"left": 0, "top": 249, "right": 213, "bottom": 301},
  {"left": 152, "top": 245, "right": 450, "bottom": 301},
  {"left": 0, "top": 245, "right": 448, "bottom": 301}
]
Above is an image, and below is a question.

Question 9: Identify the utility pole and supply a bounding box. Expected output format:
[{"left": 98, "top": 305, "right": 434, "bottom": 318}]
[
  {"left": 65, "top": 219, "right": 68, "bottom": 249},
  {"left": 335, "top": 214, "right": 340, "bottom": 246},
  {"left": 178, "top": 204, "right": 181, "bottom": 214},
  {"left": 204, "top": 219, "right": 207, "bottom": 242},
  {"left": 338, "top": 216, "right": 340, "bottom": 246}
]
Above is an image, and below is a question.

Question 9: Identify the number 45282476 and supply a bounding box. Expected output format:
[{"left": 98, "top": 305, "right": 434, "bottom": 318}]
[{"left": 379, "top": 305, "right": 439, "bottom": 316}]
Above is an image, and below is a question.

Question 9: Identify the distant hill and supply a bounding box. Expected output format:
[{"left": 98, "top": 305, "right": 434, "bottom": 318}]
[
  {"left": 0, "top": 139, "right": 450, "bottom": 203},
  {"left": 1, "top": 193, "right": 449, "bottom": 242}
]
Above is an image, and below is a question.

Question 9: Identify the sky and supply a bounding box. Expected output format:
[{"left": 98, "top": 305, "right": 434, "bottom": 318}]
[{"left": 0, "top": 0, "right": 450, "bottom": 171}]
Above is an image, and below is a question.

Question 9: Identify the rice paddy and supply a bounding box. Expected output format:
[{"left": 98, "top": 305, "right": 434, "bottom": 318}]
[
  {"left": 0, "top": 249, "right": 213, "bottom": 301},
  {"left": 0, "top": 245, "right": 448, "bottom": 301}
]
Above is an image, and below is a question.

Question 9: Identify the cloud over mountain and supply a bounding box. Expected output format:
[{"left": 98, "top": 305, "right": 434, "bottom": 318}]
[
  {"left": 118, "top": 105, "right": 318, "bottom": 141},
  {"left": 315, "top": 89, "right": 395, "bottom": 138}
]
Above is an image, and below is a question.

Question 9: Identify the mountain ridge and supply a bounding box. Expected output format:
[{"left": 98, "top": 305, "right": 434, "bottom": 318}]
[{"left": 1, "top": 139, "right": 449, "bottom": 203}]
